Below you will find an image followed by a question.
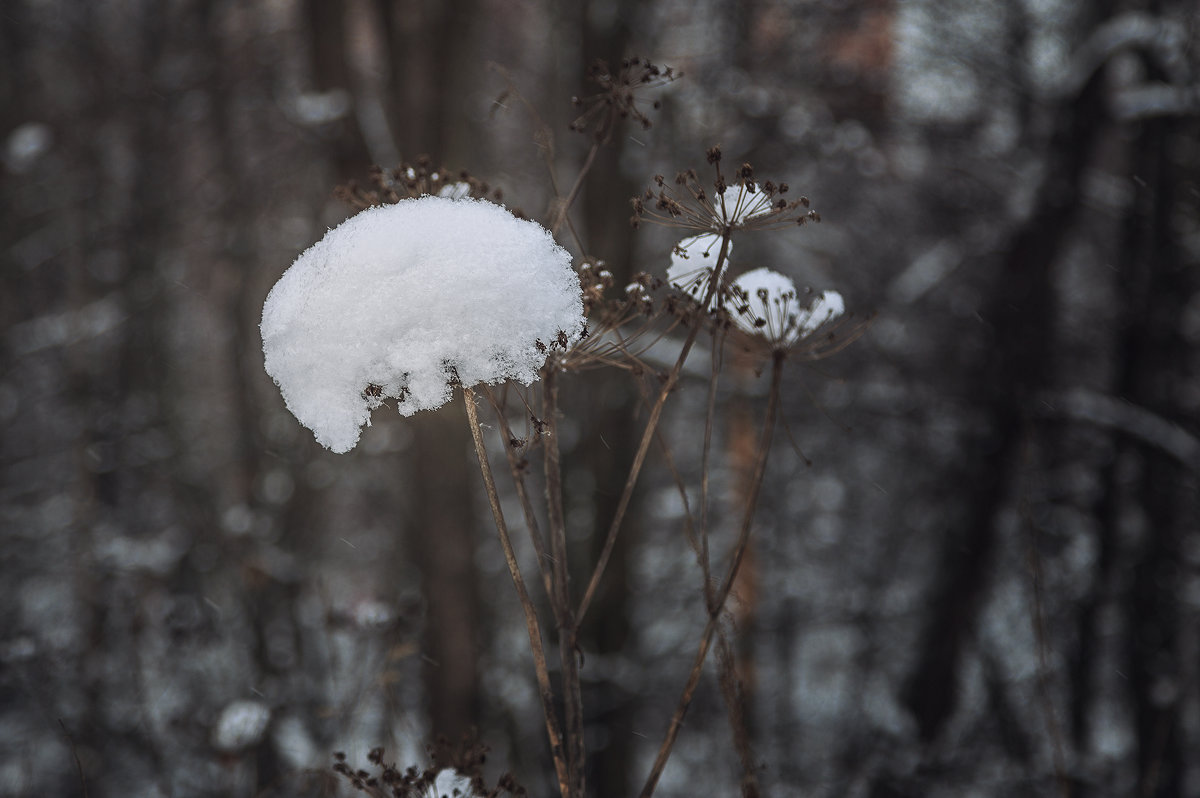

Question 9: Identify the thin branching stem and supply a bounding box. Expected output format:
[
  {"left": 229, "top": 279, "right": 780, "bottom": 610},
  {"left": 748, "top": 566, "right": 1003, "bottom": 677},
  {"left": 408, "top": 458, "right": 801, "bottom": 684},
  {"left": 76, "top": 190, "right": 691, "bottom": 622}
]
[
  {"left": 462, "top": 385, "right": 571, "bottom": 798},
  {"left": 631, "top": 369, "right": 709, "bottom": 581},
  {"left": 542, "top": 367, "right": 585, "bottom": 798},
  {"left": 639, "top": 351, "right": 785, "bottom": 798},
  {"left": 1020, "top": 431, "right": 1072, "bottom": 798},
  {"left": 575, "top": 230, "right": 734, "bottom": 629},
  {"left": 481, "top": 384, "right": 557, "bottom": 612},
  {"left": 698, "top": 323, "right": 726, "bottom": 610},
  {"left": 552, "top": 136, "right": 605, "bottom": 238}
]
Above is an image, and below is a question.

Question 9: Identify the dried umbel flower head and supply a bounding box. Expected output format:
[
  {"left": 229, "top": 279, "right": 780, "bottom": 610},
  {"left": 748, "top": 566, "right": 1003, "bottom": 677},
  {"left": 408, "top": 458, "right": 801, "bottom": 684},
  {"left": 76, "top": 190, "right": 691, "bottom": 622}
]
[
  {"left": 630, "top": 146, "right": 820, "bottom": 234},
  {"left": 570, "top": 55, "right": 679, "bottom": 141},
  {"left": 666, "top": 233, "right": 733, "bottom": 307},
  {"left": 577, "top": 258, "right": 615, "bottom": 315},
  {"left": 728, "top": 267, "right": 865, "bottom": 359},
  {"left": 334, "top": 154, "right": 507, "bottom": 210},
  {"left": 261, "top": 196, "right": 584, "bottom": 452}
]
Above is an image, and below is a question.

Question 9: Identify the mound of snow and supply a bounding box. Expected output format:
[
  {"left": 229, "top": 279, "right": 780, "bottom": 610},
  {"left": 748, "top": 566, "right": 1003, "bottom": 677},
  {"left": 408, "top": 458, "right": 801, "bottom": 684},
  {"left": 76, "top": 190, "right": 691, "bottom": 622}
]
[{"left": 262, "top": 196, "right": 583, "bottom": 452}]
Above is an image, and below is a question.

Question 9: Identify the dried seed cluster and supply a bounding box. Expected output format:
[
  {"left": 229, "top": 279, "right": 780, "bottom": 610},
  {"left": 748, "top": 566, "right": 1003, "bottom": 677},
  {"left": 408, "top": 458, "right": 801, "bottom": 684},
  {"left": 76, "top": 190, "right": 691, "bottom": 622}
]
[
  {"left": 335, "top": 155, "right": 512, "bottom": 212},
  {"left": 630, "top": 146, "right": 821, "bottom": 234},
  {"left": 332, "top": 737, "right": 528, "bottom": 798},
  {"left": 570, "top": 55, "right": 679, "bottom": 141}
]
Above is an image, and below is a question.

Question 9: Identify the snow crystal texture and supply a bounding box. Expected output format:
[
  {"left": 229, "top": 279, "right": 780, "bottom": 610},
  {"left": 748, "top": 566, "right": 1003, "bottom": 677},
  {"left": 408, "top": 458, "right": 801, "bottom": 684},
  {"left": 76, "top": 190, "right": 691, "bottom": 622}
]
[{"left": 262, "top": 196, "right": 584, "bottom": 452}]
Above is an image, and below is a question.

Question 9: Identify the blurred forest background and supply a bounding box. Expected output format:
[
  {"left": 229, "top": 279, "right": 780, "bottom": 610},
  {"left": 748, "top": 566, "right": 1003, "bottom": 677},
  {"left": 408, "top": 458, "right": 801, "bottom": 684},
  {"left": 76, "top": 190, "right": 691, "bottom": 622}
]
[{"left": 3, "top": 0, "right": 1200, "bottom": 796}]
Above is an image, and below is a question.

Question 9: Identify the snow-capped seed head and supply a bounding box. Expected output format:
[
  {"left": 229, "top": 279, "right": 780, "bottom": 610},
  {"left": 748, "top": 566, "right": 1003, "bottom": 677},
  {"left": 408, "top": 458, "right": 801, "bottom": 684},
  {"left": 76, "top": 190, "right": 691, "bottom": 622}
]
[
  {"left": 261, "top": 196, "right": 584, "bottom": 453},
  {"left": 437, "top": 181, "right": 472, "bottom": 200},
  {"left": 630, "top": 149, "right": 818, "bottom": 235},
  {"left": 730, "top": 267, "right": 844, "bottom": 348},
  {"left": 334, "top": 159, "right": 504, "bottom": 209},
  {"left": 432, "top": 768, "right": 476, "bottom": 798},
  {"left": 666, "top": 233, "right": 732, "bottom": 307}
]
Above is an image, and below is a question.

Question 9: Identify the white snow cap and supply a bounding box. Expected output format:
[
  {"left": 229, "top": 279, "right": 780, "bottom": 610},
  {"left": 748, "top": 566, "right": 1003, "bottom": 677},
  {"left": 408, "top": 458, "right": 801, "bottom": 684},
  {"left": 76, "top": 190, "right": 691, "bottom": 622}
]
[
  {"left": 730, "top": 267, "right": 844, "bottom": 346},
  {"left": 262, "top": 196, "right": 584, "bottom": 452},
  {"left": 431, "top": 768, "right": 475, "bottom": 797},
  {"left": 667, "top": 233, "right": 732, "bottom": 305}
]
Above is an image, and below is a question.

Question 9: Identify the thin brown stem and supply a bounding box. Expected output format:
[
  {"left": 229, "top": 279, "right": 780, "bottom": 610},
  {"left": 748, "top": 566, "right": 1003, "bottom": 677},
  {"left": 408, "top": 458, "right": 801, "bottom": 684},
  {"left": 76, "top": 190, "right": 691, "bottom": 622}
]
[
  {"left": 462, "top": 385, "right": 570, "bottom": 798},
  {"left": 481, "top": 384, "right": 557, "bottom": 612},
  {"left": 639, "top": 351, "right": 784, "bottom": 798},
  {"left": 698, "top": 324, "right": 726, "bottom": 610},
  {"left": 551, "top": 136, "right": 604, "bottom": 238},
  {"left": 576, "top": 230, "right": 733, "bottom": 629},
  {"left": 715, "top": 625, "right": 758, "bottom": 796},
  {"left": 631, "top": 374, "right": 708, "bottom": 581},
  {"left": 542, "top": 367, "right": 585, "bottom": 798},
  {"left": 1020, "top": 430, "right": 1071, "bottom": 798}
]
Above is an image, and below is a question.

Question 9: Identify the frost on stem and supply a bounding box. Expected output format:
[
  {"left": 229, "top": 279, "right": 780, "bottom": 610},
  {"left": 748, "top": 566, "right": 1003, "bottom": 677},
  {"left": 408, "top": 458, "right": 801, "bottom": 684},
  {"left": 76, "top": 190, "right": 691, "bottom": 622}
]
[{"left": 261, "top": 196, "right": 584, "bottom": 453}]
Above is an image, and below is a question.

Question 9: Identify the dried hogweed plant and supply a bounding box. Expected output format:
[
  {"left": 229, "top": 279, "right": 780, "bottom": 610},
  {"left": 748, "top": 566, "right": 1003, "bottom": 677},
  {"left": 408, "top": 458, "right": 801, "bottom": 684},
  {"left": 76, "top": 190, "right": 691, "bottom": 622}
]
[{"left": 261, "top": 54, "right": 867, "bottom": 798}]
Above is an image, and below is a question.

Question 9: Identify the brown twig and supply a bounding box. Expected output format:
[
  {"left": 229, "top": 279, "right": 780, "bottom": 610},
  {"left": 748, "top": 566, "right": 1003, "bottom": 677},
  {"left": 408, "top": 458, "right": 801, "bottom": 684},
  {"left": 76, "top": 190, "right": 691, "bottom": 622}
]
[
  {"left": 698, "top": 323, "right": 727, "bottom": 611},
  {"left": 462, "top": 385, "right": 570, "bottom": 798},
  {"left": 1020, "top": 430, "right": 1072, "bottom": 798},
  {"left": 481, "top": 384, "right": 557, "bottom": 613},
  {"left": 59, "top": 718, "right": 88, "bottom": 798},
  {"left": 639, "top": 351, "right": 784, "bottom": 798},
  {"left": 542, "top": 366, "right": 585, "bottom": 798},
  {"left": 715, "top": 626, "right": 759, "bottom": 797},
  {"left": 575, "top": 231, "right": 733, "bottom": 629},
  {"left": 551, "top": 137, "right": 604, "bottom": 238}
]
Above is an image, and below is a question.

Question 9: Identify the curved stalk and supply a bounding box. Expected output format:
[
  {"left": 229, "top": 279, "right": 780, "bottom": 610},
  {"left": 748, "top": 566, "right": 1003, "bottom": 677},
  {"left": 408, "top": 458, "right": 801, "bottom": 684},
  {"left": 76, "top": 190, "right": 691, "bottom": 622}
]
[
  {"left": 575, "top": 230, "right": 733, "bottom": 629},
  {"left": 542, "top": 367, "right": 585, "bottom": 798},
  {"left": 462, "top": 386, "right": 570, "bottom": 798},
  {"left": 639, "top": 351, "right": 785, "bottom": 798}
]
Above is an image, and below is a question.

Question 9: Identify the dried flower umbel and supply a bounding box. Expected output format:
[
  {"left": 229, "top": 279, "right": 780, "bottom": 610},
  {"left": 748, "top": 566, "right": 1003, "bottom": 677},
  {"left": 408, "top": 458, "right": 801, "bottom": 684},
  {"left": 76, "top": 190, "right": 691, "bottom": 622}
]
[
  {"left": 569, "top": 56, "right": 679, "bottom": 141},
  {"left": 630, "top": 146, "right": 820, "bottom": 234},
  {"left": 331, "top": 737, "right": 527, "bottom": 798},
  {"left": 334, "top": 154, "right": 510, "bottom": 212},
  {"left": 726, "top": 268, "right": 867, "bottom": 361}
]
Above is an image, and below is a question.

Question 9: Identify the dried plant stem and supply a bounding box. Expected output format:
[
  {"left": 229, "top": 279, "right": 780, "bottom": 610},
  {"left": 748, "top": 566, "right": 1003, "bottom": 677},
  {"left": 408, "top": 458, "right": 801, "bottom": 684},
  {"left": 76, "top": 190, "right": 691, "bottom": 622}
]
[
  {"left": 481, "top": 385, "right": 558, "bottom": 612},
  {"left": 699, "top": 324, "right": 726, "bottom": 610},
  {"left": 1020, "top": 432, "right": 1071, "bottom": 798},
  {"left": 462, "top": 386, "right": 571, "bottom": 798},
  {"left": 700, "top": 331, "right": 758, "bottom": 791},
  {"left": 576, "top": 231, "right": 733, "bottom": 628},
  {"left": 715, "top": 627, "right": 758, "bottom": 796},
  {"left": 59, "top": 719, "right": 88, "bottom": 798},
  {"left": 551, "top": 137, "right": 603, "bottom": 238},
  {"left": 639, "top": 351, "right": 784, "bottom": 798},
  {"left": 542, "top": 367, "right": 585, "bottom": 798}
]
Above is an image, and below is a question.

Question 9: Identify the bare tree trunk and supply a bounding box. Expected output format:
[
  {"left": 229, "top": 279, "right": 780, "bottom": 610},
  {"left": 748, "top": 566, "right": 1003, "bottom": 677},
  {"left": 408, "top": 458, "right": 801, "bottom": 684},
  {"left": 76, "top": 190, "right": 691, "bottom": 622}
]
[
  {"left": 899, "top": 23, "right": 1110, "bottom": 745},
  {"left": 303, "top": 0, "right": 371, "bottom": 179},
  {"left": 1111, "top": 59, "right": 1193, "bottom": 797}
]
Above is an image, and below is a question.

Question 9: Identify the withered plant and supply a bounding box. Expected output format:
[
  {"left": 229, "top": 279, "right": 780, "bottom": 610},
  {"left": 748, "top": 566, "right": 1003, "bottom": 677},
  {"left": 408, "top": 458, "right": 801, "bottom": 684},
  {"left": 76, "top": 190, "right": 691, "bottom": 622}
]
[{"left": 295, "top": 57, "right": 868, "bottom": 798}]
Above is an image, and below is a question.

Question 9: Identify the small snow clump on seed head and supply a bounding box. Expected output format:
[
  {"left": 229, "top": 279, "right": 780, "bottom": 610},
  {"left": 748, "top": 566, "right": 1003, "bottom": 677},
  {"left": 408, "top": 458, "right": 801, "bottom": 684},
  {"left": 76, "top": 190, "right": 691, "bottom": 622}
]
[
  {"left": 729, "top": 267, "right": 845, "bottom": 350},
  {"left": 261, "top": 196, "right": 584, "bottom": 453},
  {"left": 666, "top": 233, "right": 733, "bottom": 308},
  {"left": 630, "top": 146, "right": 820, "bottom": 235}
]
